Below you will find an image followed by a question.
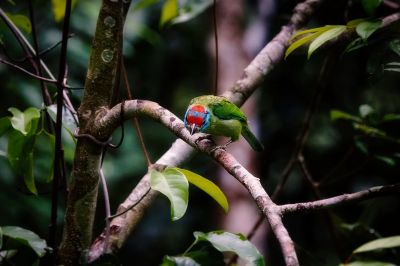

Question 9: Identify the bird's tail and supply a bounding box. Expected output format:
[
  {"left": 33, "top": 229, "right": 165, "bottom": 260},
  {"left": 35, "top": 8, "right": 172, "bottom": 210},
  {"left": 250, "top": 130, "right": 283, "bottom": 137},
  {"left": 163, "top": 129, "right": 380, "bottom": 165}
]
[{"left": 242, "top": 125, "right": 264, "bottom": 152}]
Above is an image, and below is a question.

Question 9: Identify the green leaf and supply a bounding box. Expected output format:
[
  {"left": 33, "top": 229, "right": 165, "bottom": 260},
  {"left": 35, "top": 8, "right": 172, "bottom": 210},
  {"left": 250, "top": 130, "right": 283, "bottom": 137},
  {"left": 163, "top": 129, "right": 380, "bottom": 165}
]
[
  {"left": 382, "top": 113, "right": 400, "bottom": 121},
  {"left": 2, "top": 226, "right": 47, "bottom": 257},
  {"left": 7, "top": 131, "right": 37, "bottom": 195},
  {"left": 0, "top": 250, "right": 18, "bottom": 261},
  {"left": 6, "top": 13, "right": 32, "bottom": 34},
  {"left": 359, "top": 104, "right": 374, "bottom": 118},
  {"left": 290, "top": 26, "right": 334, "bottom": 40},
  {"left": 193, "top": 231, "right": 265, "bottom": 266},
  {"left": 46, "top": 104, "right": 77, "bottom": 140},
  {"left": 162, "top": 255, "right": 200, "bottom": 266},
  {"left": 8, "top": 107, "right": 40, "bottom": 136},
  {"left": 340, "top": 261, "right": 396, "bottom": 266},
  {"left": 0, "top": 117, "right": 11, "bottom": 137},
  {"left": 150, "top": 168, "right": 189, "bottom": 220},
  {"left": 374, "top": 155, "right": 396, "bottom": 166},
  {"left": 171, "top": 0, "right": 214, "bottom": 25},
  {"left": 160, "top": 0, "right": 179, "bottom": 27},
  {"left": 355, "top": 139, "right": 369, "bottom": 154},
  {"left": 361, "top": 0, "right": 382, "bottom": 15},
  {"left": 353, "top": 123, "right": 387, "bottom": 138},
  {"left": 285, "top": 31, "right": 324, "bottom": 59},
  {"left": 384, "top": 62, "right": 400, "bottom": 72},
  {"left": 388, "top": 39, "right": 400, "bottom": 56},
  {"left": 330, "top": 109, "right": 362, "bottom": 122},
  {"left": 51, "top": 0, "right": 77, "bottom": 22},
  {"left": 356, "top": 20, "right": 382, "bottom": 40},
  {"left": 308, "top": 25, "right": 346, "bottom": 58},
  {"left": 345, "top": 37, "right": 369, "bottom": 53},
  {"left": 174, "top": 168, "right": 229, "bottom": 213},
  {"left": 353, "top": 236, "right": 400, "bottom": 254}
]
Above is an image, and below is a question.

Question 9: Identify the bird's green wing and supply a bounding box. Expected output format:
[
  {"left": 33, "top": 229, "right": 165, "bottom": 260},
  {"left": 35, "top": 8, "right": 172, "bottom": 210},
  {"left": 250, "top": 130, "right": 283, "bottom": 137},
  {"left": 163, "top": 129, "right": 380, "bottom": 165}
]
[{"left": 209, "top": 98, "right": 247, "bottom": 122}]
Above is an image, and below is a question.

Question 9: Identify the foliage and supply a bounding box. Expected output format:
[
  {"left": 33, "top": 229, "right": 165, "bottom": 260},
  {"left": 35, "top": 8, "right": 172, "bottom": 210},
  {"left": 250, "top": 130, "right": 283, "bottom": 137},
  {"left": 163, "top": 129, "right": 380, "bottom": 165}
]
[
  {"left": 286, "top": 18, "right": 382, "bottom": 59},
  {"left": 150, "top": 167, "right": 228, "bottom": 220},
  {"left": 163, "top": 230, "right": 265, "bottom": 266},
  {"left": 0, "top": 226, "right": 48, "bottom": 264}
]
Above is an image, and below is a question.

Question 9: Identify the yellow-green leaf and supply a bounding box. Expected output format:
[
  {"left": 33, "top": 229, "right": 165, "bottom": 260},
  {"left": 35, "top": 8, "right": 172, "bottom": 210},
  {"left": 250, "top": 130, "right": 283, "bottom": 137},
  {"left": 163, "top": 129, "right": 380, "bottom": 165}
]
[
  {"left": 308, "top": 25, "right": 346, "bottom": 58},
  {"left": 290, "top": 25, "right": 336, "bottom": 41},
  {"left": 160, "top": 0, "right": 178, "bottom": 27},
  {"left": 353, "top": 236, "right": 400, "bottom": 254},
  {"left": 285, "top": 31, "right": 324, "bottom": 59},
  {"left": 175, "top": 168, "right": 229, "bottom": 213},
  {"left": 51, "top": 0, "right": 77, "bottom": 22},
  {"left": 6, "top": 13, "right": 31, "bottom": 34},
  {"left": 8, "top": 107, "right": 40, "bottom": 136}
]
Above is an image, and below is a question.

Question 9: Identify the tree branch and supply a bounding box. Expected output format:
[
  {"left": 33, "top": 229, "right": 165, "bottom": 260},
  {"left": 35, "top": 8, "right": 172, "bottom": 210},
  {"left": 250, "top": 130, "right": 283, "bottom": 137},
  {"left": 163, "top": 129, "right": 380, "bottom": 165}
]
[{"left": 280, "top": 183, "right": 400, "bottom": 214}]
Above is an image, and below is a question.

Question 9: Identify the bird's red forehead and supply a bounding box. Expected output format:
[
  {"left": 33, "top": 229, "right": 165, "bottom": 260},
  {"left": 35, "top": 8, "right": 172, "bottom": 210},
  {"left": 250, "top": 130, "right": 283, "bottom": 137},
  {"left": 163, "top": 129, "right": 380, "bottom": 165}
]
[{"left": 186, "top": 105, "right": 206, "bottom": 125}]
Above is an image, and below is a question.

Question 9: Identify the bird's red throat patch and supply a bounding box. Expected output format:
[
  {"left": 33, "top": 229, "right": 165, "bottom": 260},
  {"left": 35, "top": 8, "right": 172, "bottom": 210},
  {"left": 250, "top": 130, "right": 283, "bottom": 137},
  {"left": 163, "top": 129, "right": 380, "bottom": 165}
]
[{"left": 187, "top": 105, "right": 206, "bottom": 125}]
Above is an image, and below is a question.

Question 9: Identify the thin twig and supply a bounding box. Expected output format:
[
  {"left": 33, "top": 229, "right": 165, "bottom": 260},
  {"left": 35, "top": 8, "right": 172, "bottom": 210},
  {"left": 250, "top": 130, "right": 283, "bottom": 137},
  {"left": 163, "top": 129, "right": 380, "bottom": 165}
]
[
  {"left": 50, "top": 0, "right": 72, "bottom": 257},
  {"left": 122, "top": 62, "right": 153, "bottom": 166},
  {"left": 0, "top": 58, "right": 57, "bottom": 83}
]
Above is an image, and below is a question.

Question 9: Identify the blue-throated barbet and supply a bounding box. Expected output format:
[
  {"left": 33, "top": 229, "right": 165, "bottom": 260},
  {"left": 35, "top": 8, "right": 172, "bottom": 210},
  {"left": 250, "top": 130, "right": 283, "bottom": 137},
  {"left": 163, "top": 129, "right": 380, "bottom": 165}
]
[{"left": 184, "top": 95, "right": 264, "bottom": 151}]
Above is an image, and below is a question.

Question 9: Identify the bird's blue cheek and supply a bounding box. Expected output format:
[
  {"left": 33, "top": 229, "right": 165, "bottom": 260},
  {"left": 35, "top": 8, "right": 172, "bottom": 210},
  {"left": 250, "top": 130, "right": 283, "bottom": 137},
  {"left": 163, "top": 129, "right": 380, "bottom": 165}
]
[{"left": 200, "top": 112, "right": 211, "bottom": 132}]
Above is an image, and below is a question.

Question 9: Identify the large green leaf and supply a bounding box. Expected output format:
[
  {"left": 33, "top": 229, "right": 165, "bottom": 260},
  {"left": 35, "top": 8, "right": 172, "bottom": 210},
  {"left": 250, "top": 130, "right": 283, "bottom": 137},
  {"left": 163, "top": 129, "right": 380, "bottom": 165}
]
[
  {"left": 150, "top": 168, "right": 189, "bottom": 220},
  {"left": 7, "top": 131, "right": 37, "bottom": 195},
  {"left": 6, "top": 13, "right": 32, "bottom": 34},
  {"left": 308, "top": 25, "right": 346, "bottom": 58},
  {"left": 160, "top": 0, "right": 179, "bottom": 27},
  {"left": 356, "top": 20, "right": 382, "bottom": 40},
  {"left": 174, "top": 168, "right": 229, "bottom": 213},
  {"left": 51, "top": 0, "right": 77, "bottom": 22},
  {"left": 171, "top": 0, "right": 213, "bottom": 25},
  {"left": 193, "top": 231, "right": 265, "bottom": 266},
  {"left": 353, "top": 236, "right": 400, "bottom": 254},
  {"left": 2, "top": 226, "right": 47, "bottom": 257},
  {"left": 8, "top": 107, "right": 40, "bottom": 136}
]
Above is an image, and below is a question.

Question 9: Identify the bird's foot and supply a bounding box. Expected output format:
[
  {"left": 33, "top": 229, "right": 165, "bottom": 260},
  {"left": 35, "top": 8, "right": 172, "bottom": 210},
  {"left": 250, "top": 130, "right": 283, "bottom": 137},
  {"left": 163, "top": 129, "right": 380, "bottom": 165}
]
[
  {"left": 210, "top": 145, "right": 227, "bottom": 153},
  {"left": 194, "top": 133, "right": 212, "bottom": 146},
  {"left": 209, "top": 139, "right": 233, "bottom": 153}
]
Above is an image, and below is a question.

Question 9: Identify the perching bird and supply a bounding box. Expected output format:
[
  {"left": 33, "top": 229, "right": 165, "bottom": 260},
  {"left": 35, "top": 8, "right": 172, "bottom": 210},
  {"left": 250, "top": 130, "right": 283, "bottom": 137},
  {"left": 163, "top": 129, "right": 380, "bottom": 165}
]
[{"left": 184, "top": 95, "right": 264, "bottom": 151}]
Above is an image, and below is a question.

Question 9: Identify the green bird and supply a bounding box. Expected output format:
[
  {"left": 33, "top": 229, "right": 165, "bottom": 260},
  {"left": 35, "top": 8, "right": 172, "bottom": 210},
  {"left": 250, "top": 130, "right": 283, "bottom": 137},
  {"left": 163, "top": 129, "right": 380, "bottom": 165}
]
[{"left": 184, "top": 95, "right": 264, "bottom": 151}]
